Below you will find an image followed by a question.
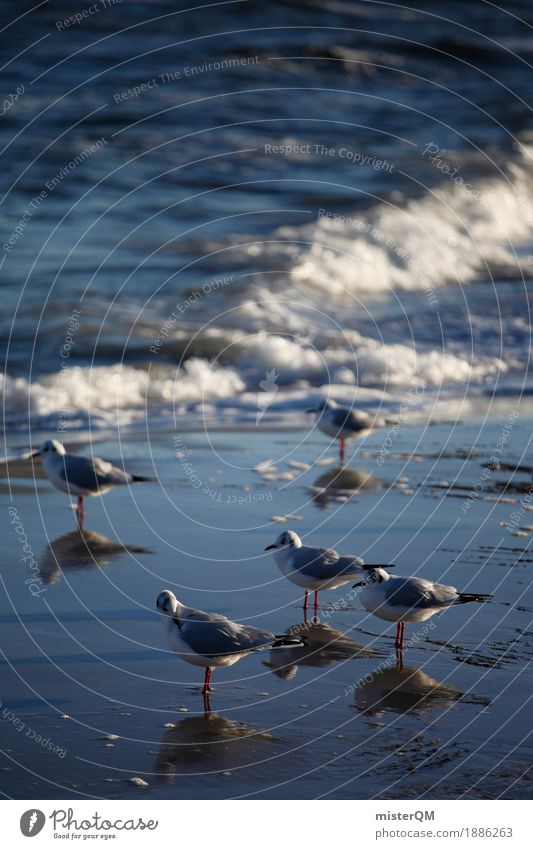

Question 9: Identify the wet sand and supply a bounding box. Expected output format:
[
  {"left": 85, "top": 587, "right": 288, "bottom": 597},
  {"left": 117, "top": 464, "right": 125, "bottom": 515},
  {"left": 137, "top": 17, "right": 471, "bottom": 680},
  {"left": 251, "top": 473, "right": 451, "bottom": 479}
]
[{"left": 1, "top": 415, "right": 532, "bottom": 799}]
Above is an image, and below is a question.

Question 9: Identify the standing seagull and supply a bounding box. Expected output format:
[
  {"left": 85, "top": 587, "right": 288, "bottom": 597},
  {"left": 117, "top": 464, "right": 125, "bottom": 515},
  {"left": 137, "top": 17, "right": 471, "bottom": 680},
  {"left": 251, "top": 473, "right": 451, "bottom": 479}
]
[
  {"left": 265, "top": 530, "right": 366, "bottom": 613},
  {"left": 32, "top": 439, "right": 153, "bottom": 531},
  {"left": 306, "top": 399, "right": 384, "bottom": 463},
  {"left": 156, "top": 590, "right": 304, "bottom": 712},
  {"left": 353, "top": 567, "right": 492, "bottom": 655}
]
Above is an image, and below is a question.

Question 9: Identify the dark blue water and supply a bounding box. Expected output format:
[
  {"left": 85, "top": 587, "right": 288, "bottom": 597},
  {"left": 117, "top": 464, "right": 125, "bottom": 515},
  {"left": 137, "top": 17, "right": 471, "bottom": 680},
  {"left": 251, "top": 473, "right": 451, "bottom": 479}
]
[{"left": 1, "top": 0, "right": 532, "bottom": 434}]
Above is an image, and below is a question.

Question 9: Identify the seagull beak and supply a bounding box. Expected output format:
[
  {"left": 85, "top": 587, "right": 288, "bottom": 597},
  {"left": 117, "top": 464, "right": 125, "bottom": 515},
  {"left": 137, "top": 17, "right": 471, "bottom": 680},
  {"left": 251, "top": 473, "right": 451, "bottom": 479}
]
[
  {"left": 29, "top": 449, "right": 41, "bottom": 458},
  {"left": 264, "top": 544, "right": 277, "bottom": 551},
  {"left": 306, "top": 408, "right": 318, "bottom": 414},
  {"left": 352, "top": 581, "right": 365, "bottom": 589}
]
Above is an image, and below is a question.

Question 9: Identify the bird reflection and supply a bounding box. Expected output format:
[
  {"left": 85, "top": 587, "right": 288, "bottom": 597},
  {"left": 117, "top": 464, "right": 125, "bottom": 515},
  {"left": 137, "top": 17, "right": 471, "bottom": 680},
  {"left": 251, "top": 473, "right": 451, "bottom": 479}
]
[
  {"left": 38, "top": 530, "right": 151, "bottom": 585},
  {"left": 311, "top": 466, "right": 380, "bottom": 509},
  {"left": 264, "top": 621, "right": 375, "bottom": 680},
  {"left": 154, "top": 714, "right": 278, "bottom": 781},
  {"left": 354, "top": 664, "right": 462, "bottom": 716}
]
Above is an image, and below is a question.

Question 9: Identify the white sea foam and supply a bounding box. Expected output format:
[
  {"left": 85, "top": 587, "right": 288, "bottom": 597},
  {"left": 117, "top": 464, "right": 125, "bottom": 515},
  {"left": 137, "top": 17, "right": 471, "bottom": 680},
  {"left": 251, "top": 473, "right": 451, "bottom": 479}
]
[
  {"left": 289, "top": 165, "right": 533, "bottom": 298},
  {"left": 2, "top": 335, "right": 507, "bottom": 433},
  {"left": 235, "top": 332, "right": 505, "bottom": 388},
  {"left": 1, "top": 360, "right": 246, "bottom": 428}
]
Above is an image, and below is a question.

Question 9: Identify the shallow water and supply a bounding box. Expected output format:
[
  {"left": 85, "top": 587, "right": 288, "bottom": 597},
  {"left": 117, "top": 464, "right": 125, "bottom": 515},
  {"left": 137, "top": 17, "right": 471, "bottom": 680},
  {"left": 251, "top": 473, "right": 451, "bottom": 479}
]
[{"left": 1, "top": 418, "right": 532, "bottom": 799}]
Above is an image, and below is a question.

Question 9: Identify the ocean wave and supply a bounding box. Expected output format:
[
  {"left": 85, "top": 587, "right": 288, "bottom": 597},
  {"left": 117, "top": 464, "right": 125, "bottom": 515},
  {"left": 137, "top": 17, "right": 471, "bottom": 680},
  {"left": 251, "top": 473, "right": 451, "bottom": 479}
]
[
  {"left": 4, "top": 160, "right": 529, "bottom": 434},
  {"left": 1, "top": 360, "right": 245, "bottom": 430},
  {"left": 287, "top": 161, "right": 533, "bottom": 298},
  {"left": 2, "top": 333, "right": 507, "bottom": 433}
]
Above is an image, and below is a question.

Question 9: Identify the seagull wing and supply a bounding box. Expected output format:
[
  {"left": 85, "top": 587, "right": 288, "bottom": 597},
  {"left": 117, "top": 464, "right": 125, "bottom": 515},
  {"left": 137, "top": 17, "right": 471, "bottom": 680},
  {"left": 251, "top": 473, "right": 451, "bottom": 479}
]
[
  {"left": 330, "top": 407, "right": 373, "bottom": 433},
  {"left": 384, "top": 576, "right": 458, "bottom": 609},
  {"left": 177, "top": 609, "right": 275, "bottom": 657},
  {"left": 333, "top": 554, "right": 366, "bottom": 577},
  {"left": 290, "top": 545, "right": 363, "bottom": 581},
  {"left": 60, "top": 454, "right": 131, "bottom": 488}
]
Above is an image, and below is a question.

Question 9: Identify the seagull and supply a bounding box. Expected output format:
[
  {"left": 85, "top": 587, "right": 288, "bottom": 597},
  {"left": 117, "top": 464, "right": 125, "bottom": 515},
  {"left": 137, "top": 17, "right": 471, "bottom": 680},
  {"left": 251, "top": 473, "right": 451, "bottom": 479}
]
[
  {"left": 156, "top": 590, "right": 304, "bottom": 712},
  {"left": 32, "top": 439, "right": 154, "bottom": 531},
  {"left": 306, "top": 399, "right": 384, "bottom": 463},
  {"left": 264, "top": 530, "right": 367, "bottom": 612},
  {"left": 353, "top": 567, "right": 492, "bottom": 653}
]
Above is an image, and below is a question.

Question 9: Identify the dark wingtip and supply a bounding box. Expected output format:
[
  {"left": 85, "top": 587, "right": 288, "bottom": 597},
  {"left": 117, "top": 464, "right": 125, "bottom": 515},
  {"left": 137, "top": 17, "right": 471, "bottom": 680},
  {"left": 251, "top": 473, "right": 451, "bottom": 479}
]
[
  {"left": 272, "top": 635, "right": 306, "bottom": 648},
  {"left": 362, "top": 563, "right": 396, "bottom": 570},
  {"left": 459, "top": 592, "right": 493, "bottom": 603}
]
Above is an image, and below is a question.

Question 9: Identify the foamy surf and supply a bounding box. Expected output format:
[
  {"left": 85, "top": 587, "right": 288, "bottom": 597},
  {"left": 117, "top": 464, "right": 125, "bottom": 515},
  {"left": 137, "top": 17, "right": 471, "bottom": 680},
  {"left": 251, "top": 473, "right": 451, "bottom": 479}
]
[
  {"left": 288, "top": 161, "right": 533, "bottom": 299},
  {"left": 2, "top": 333, "right": 508, "bottom": 434}
]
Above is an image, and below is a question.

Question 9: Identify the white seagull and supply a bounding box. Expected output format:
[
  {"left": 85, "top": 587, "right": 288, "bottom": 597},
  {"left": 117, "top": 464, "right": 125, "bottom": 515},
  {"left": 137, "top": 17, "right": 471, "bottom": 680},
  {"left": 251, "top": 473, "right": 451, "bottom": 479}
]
[
  {"left": 32, "top": 439, "right": 154, "bottom": 531},
  {"left": 264, "top": 530, "right": 367, "bottom": 612},
  {"left": 353, "top": 567, "right": 492, "bottom": 652},
  {"left": 156, "top": 590, "right": 304, "bottom": 711},
  {"left": 306, "top": 399, "right": 384, "bottom": 463}
]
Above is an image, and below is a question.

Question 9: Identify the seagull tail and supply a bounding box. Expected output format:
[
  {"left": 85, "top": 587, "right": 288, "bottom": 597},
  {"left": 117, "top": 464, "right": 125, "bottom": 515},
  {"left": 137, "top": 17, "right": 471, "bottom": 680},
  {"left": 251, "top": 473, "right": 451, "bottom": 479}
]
[
  {"left": 456, "top": 592, "right": 492, "bottom": 604},
  {"left": 131, "top": 474, "right": 156, "bottom": 483}
]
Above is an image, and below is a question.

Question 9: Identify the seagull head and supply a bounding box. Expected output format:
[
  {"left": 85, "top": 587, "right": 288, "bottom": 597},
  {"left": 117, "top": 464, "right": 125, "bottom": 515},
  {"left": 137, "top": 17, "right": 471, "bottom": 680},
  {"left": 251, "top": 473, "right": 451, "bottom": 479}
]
[
  {"left": 264, "top": 530, "right": 302, "bottom": 551},
  {"left": 32, "top": 439, "right": 66, "bottom": 458},
  {"left": 306, "top": 399, "right": 335, "bottom": 415},
  {"left": 156, "top": 590, "right": 179, "bottom": 616},
  {"left": 352, "top": 566, "right": 392, "bottom": 588}
]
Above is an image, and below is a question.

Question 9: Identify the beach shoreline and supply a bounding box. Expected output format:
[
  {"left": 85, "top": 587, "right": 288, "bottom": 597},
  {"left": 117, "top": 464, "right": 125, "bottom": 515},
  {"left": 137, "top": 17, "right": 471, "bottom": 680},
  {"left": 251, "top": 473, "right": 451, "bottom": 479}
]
[{"left": 1, "top": 413, "right": 532, "bottom": 800}]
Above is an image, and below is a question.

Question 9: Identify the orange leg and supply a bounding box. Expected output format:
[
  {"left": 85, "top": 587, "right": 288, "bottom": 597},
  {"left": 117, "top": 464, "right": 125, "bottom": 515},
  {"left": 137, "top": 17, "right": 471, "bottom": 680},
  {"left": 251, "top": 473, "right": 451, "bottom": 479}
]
[
  {"left": 339, "top": 438, "right": 346, "bottom": 464},
  {"left": 395, "top": 621, "right": 405, "bottom": 650},
  {"left": 203, "top": 667, "right": 213, "bottom": 694},
  {"left": 303, "top": 590, "right": 309, "bottom": 612},
  {"left": 75, "top": 496, "right": 84, "bottom": 532},
  {"left": 203, "top": 686, "right": 212, "bottom": 716},
  {"left": 313, "top": 590, "right": 319, "bottom": 611}
]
